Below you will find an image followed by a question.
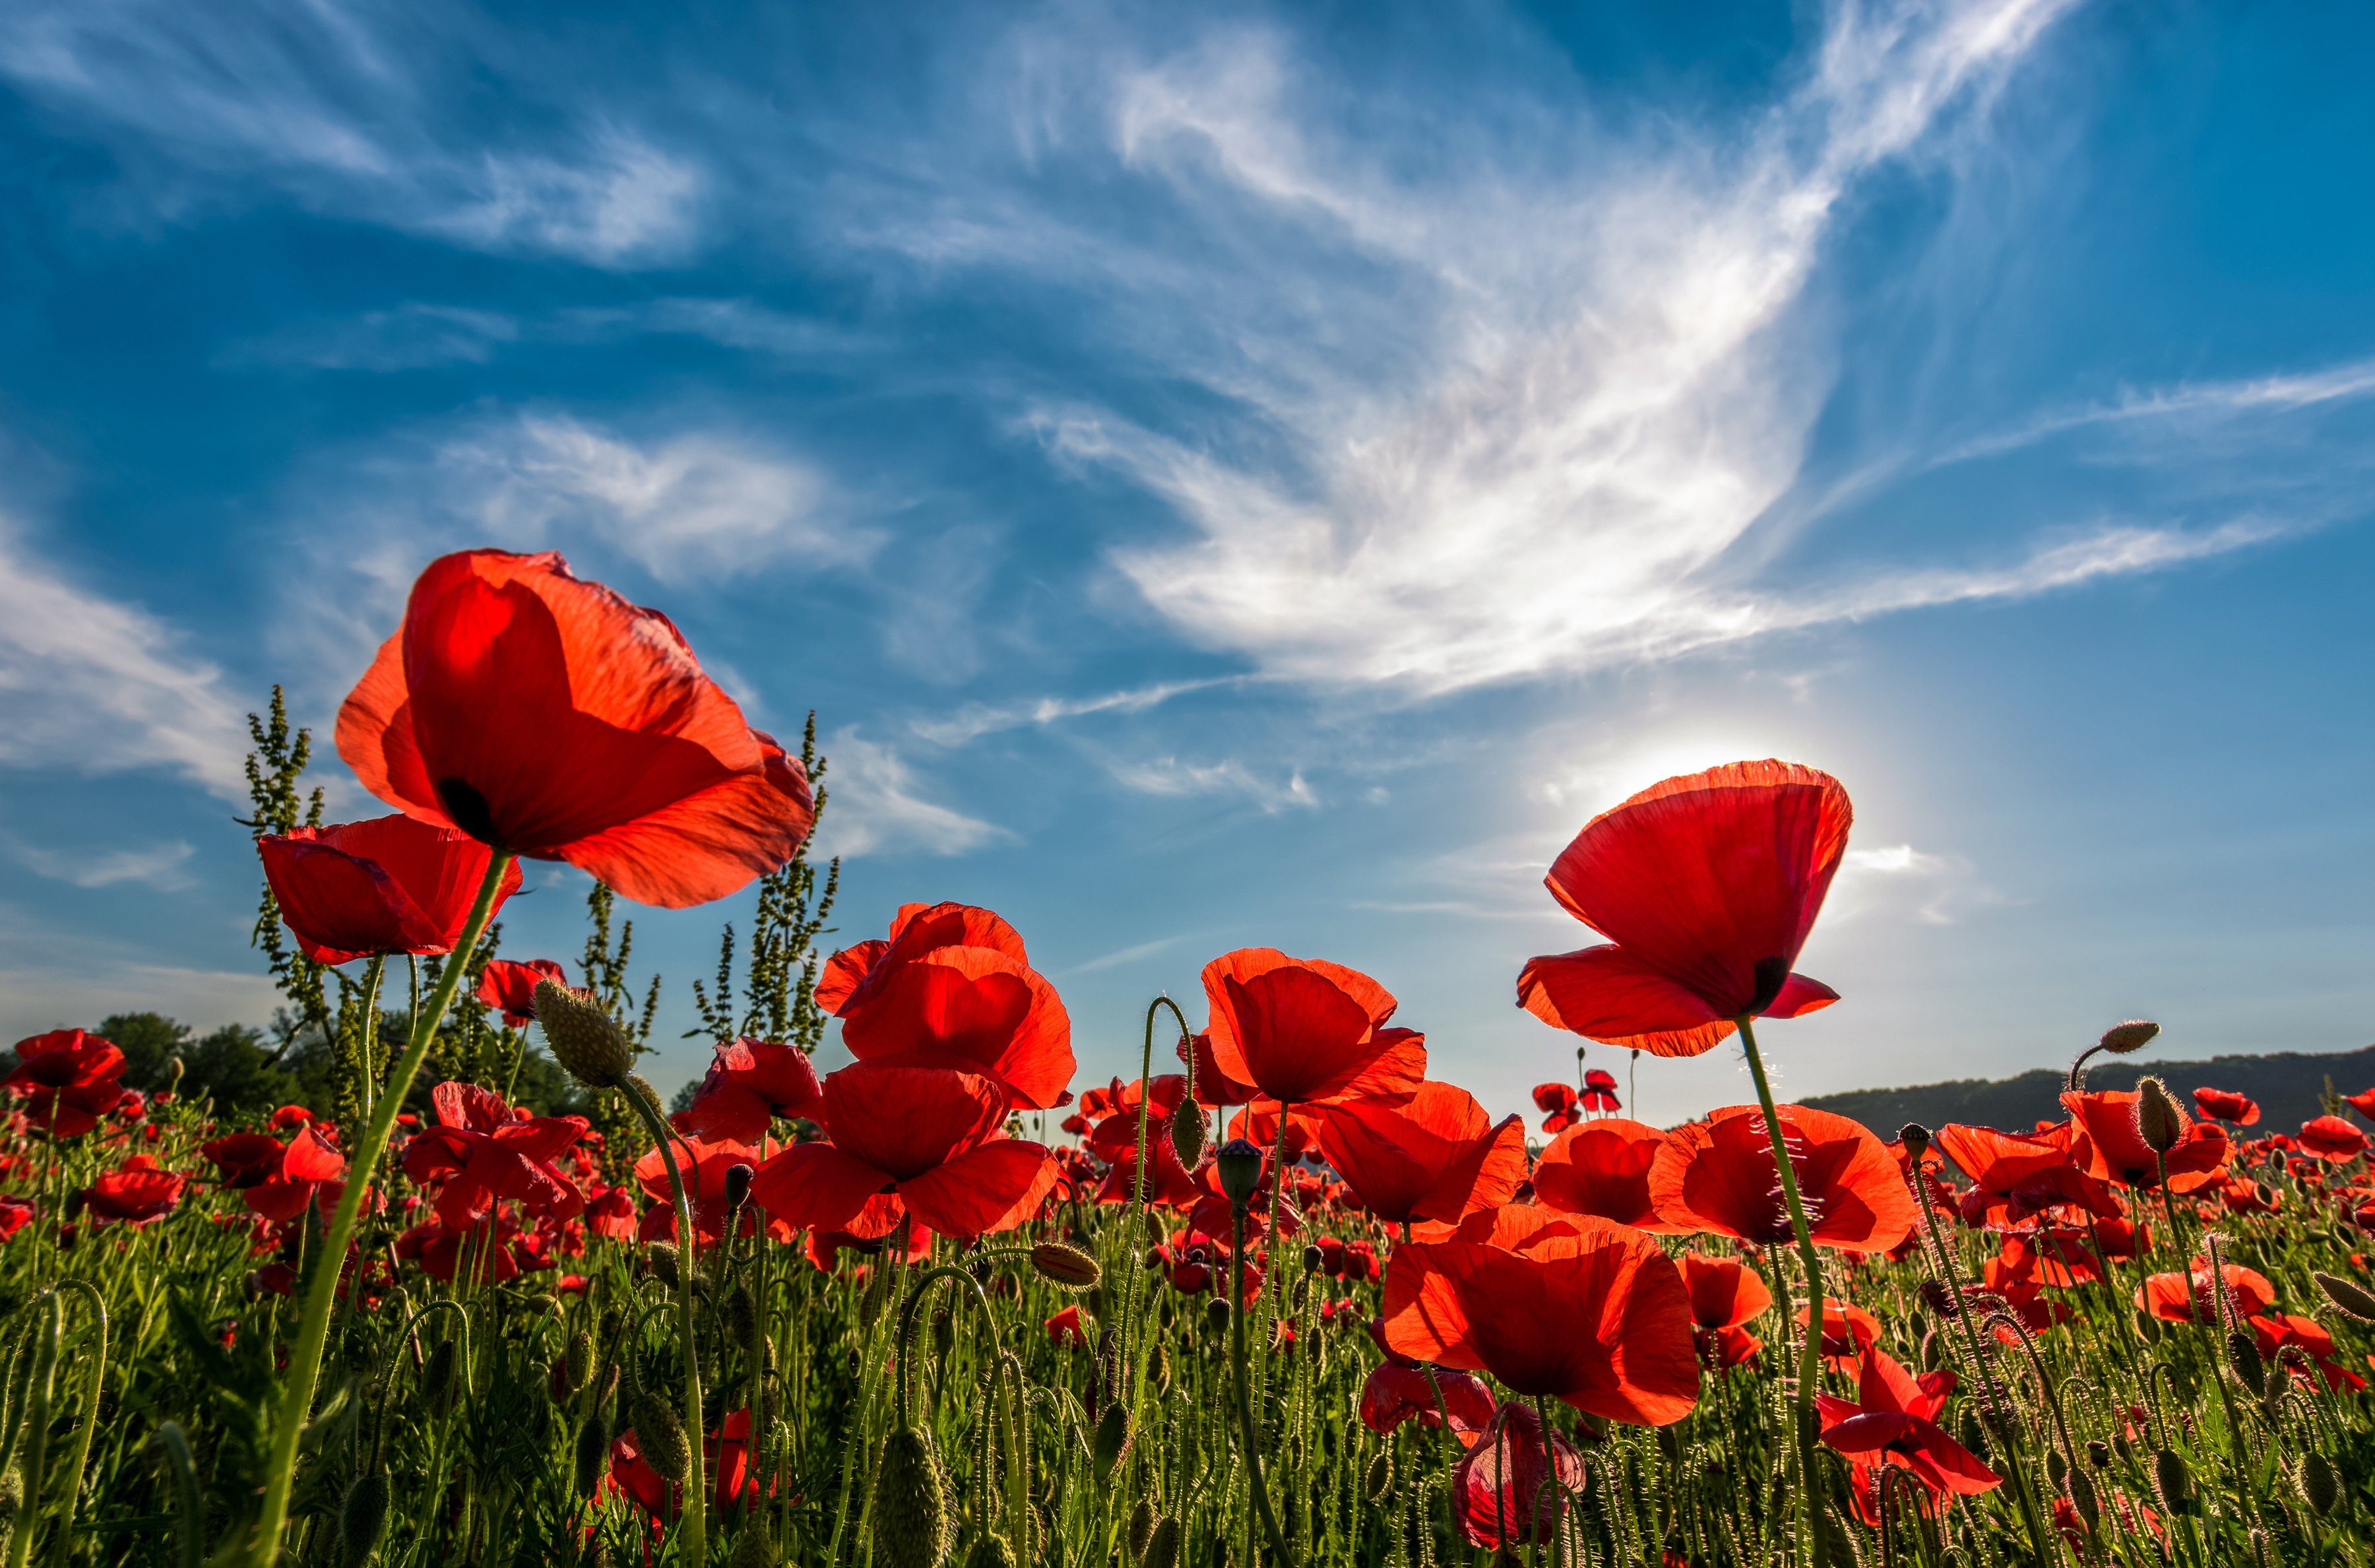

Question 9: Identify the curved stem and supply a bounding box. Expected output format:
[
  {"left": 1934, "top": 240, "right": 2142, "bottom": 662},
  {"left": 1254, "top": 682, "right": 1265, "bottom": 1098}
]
[
  {"left": 891, "top": 1264, "right": 995, "bottom": 1422},
  {"left": 1734, "top": 1015, "right": 1827, "bottom": 1568},
  {"left": 43, "top": 1282, "right": 105, "bottom": 1568},
  {"left": 619, "top": 1081, "right": 709, "bottom": 1568},
  {"left": 4, "top": 1295, "right": 61, "bottom": 1568},
  {"left": 1229, "top": 1201, "right": 1294, "bottom": 1568},
  {"left": 247, "top": 850, "right": 513, "bottom": 1567}
]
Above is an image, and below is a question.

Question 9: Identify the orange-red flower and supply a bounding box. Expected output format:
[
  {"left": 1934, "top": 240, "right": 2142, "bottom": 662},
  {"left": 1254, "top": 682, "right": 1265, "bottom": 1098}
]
[
  {"left": 1532, "top": 1118, "right": 1685, "bottom": 1234},
  {"left": 1045, "top": 1305, "right": 1088, "bottom": 1348},
  {"left": 1311, "top": 1082, "right": 1525, "bottom": 1230},
  {"left": 401, "top": 1081, "right": 588, "bottom": 1227},
  {"left": 2190, "top": 1088, "right": 2259, "bottom": 1126},
  {"left": 673, "top": 1038, "right": 823, "bottom": 1143},
  {"left": 2298, "top": 1115, "right": 2370, "bottom": 1162},
  {"left": 2248, "top": 1312, "right": 2366, "bottom": 1393},
  {"left": 336, "top": 549, "right": 814, "bottom": 909},
  {"left": 1517, "top": 762, "right": 1851, "bottom": 1056},
  {"left": 1932, "top": 1124, "right": 2118, "bottom": 1229},
  {"left": 747, "top": 1062, "right": 1057, "bottom": 1241},
  {"left": 1088, "top": 1077, "right": 1202, "bottom": 1208},
  {"left": 827, "top": 906, "right": 1073, "bottom": 1112},
  {"left": 2135, "top": 1259, "right": 2276, "bottom": 1324},
  {"left": 1531, "top": 1083, "right": 1580, "bottom": 1135},
  {"left": 635, "top": 1136, "right": 790, "bottom": 1250},
  {"left": 1381, "top": 1205, "right": 1699, "bottom": 1426},
  {"left": 7, "top": 1030, "right": 129, "bottom": 1137},
  {"left": 81, "top": 1155, "right": 185, "bottom": 1226},
  {"left": 1816, "top": 1346, "right": 1993, "bottom": 1525},
  {"left": 1680, "top": 1253, "right": 1771, "bottom": 1369},
  {"left": 476, "top": 957, "right": 565, "bottom": 1027},
  {"left": 259, "top": 815, "right": 521, "bottom": 966},
  {"left": 1451, "top": 1402, "right": 1586, "bottom": 1551},
  {"left": 1580, "top": 1068, "right": 1621, "bottom": 1113},
  {"left": 2060, "top": 1090, "right": 2228, "bottom": 1191},
  {"left": 1651, "top": 1104, "right": 1916, "bottom": 1251},
  {"left": 1358, "top": 1360, "right": 1496, "bottom": 1436},
  {"left": 1198, "top": 949, "right": 1424, "bottom": 1108}
]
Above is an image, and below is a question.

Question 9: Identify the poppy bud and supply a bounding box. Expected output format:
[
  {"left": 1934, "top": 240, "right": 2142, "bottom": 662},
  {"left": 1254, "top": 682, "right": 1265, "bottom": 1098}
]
[
  {"left": 2046, "top": 1447, "right": 2068, "bottom": 1486},
  {"left": 2133, "top": 1308, "right": 2160, "bottom": 1343},
  {"left": 2314, "top": 1270, "right": 2375, "bottom": 1322},
  {"left": 339, "top": 1471, "right": 389, "bottom": 1565},
  {"left": 1919, "top": 1331, "right": 1943, "bottom": 1371},
  {"left": 2085, "top": 1439, "right": 2110, "bottom": 1470},
  {"left": 532, "top": 980, "right": 636, "bottom": 1089},
  {"left": 1302, "top": 1245, "right": 1323, "bottom": 1274},
  {"left": 2066, "top": 1465, "right": 2100, "bottom": 1530},
  {"left": 870, "top": 1426, "right": 952, "bottom": 1568},
  {"left": 1215, "top": 1139, "right": 1264, "bottom": 1208},
  {"left": 2296, "top": 1451, "right": 2340, "bottom": 1517},
  {"left": 959, "top": 1533, "right": 1015, "bottom": 1568},
  {"left": 1364, "top": 1448, "right": 1393, "bottom": 1502},
  {"left": 2099, "top": 1019, "right": 2159, "bottom": 1054},
  {"left": 724, "top": 1283, "right": 758, "bottom": 1343},
  {"left": 1956, "top": 1409, "right": 1988, "bottom": 1461},
  {"left": 1139, "top": 1516, "right": 1182, "bottom": 1568},
  {"left": 1031, "top": 1241, "right": 1102, "bottom": 1292},
  {"left": 729, "top": 1521, "right": 780, "bottom": 1568},
  {"left": 724, "top": 1161, "right": 755, "bottom": 1212},
  {"left": 1170, "top": 1096, "right": 1206, "bottom": 1169},
  {"left": 647, "top": 1243, "right": 683, "bottom": 1290},
  {"left": 1918, "top": 1279, "right": 1954, "bottom": 1317},
  {"left": 422, "top": 1340, "right": 459, "bottom": 1418},
  {"left": 572, "top": 1411, "right": 608, "bottom": 1497},
  {"left": 641, "top": 1393, "right": 695, "bottom": 1485},
  {"left": 2151, "top": 1447, "right": 2191, "bottom": 1515},
  {"left": 1127, "top": 1499, "right": 1157, "bottom": 1557},
  {"left": 1897, "top": 1123, "right": 1930, "bottom": 1161},
  {"left": 166, "top": 1056, "right": 185, "bottom": 1091},
  {"left": 2134, "top": 1077, "right": 2184, "bottom": 1154},
  {"left": 2226, "top": 1331, "right": 2266, "bottom": 1397},
  {"left": 1092, "top": 1402, "right": 1134, "bottom": 1484}
]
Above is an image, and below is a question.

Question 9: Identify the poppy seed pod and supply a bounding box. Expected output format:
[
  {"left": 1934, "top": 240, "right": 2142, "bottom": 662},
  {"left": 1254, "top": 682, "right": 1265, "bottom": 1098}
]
[
  {"left": 2296, "top": 1451, "right": 2341, "bottom": 1517},
  {"left": 1170, "top": 1096, "right": 1206, "bottom": 1169},
  {"left": 339, "top": 1471, "right": 390, "bottom": 1567},
  {"left": 2099, "top": 1019, "right": 2159, "bottom": 1053},
  {"left": 2151, "top": 1447, "right": 2191, "bottom": 1515},
  {"left": 532, "top": 980, "right": 636, "bottom": 1089},
  {"left": 1215, "top": 1138, "right": 1265, "bottom": 1208},
  {"left": 2134, "top": 1078, "right": 2185, "bottom": 1155},
  {"left": 1897, "top": 1123, "right": 1930, "bottom": 1161},
  {"left": 2314, "top": 1270, "right": 2375, "bottom": 1322},
  {"left": 870, "top": 1426, "right": 953, "bottom": 1568},
  {"left": 1030, "top": 1241, "right": 1102, "bottom": 1292}
]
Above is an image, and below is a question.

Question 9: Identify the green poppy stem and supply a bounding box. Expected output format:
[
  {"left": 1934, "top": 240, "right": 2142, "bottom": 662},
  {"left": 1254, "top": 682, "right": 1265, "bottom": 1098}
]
[
  {"left": 619, "top": 1084, "right": 709, "bottom": 1568},
  {"left": 1734, "top": 1014, "right": 1829, "bottom": 1568},
  {"left": 247, "top": 850, "right": 513, "bottom": 1568},
  {"left": 1229, "top": 1199, "right": 1295, "bottom": 1567}
]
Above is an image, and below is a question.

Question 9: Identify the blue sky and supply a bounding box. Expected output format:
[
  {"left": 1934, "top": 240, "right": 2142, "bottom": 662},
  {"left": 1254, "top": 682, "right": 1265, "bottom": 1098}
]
[{"left": 2, "top": 0, "right": 2371, "bottom": 1125}]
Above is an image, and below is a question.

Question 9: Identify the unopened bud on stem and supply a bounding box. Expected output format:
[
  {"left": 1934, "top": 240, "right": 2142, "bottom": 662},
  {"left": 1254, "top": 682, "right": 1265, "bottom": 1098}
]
[
  {"left": 533, "top": 980, "right": 635, "bottom": 1089},
  {"left": 2135, "top": 1077, "right": 2186, "bottom": 1155}
]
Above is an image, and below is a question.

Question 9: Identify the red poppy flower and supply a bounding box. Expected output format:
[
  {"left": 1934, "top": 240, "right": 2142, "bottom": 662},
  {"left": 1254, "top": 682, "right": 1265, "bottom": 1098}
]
[
  {"left": 2134, "top": 1259, "right": 2276, "bottom": 1324},
  {"left": 1531, "top": 1083, "right": 1579, "bottom": 1135},
  {"left": 2298, "top": 1115, "right": 2371, "bottom": 1162},
  {"left": 836, "top": 945, "right": 1073, "bottom": 1112},
  {"left": 336, "top": 549, "right": 815, "bottom": 909},
  {"left": 395, "top": 1215, "right": 524, "bottom": 1284},
  {"left": 1933, "top": 1124, "right": 2119, "bottom": 1229},
  {"left": 2060, "top": 1091, "right": 2229, "bottom": 1191},
  {"left": 1516, "top": 762, "right": 1851, "bottom": 1056},
  {"left": 1046, "top": 1305, "right": 1089, "bottom": 1348},
  {"left": 7, "top": 1030, "right": 128, "bottom": 1137},
  {"left": 608, "top": 1407, "right": 761, "bottom": 1517},
  {"left": 1311, "top": 1082, "right": 1526, "bottom": 1230},
  {"left": 2249, "top": 1313, "right": 2367, "bottom": 1393},
  {"left": 0, "top": 1197, "right": 32, "bottom": 1243},
  {"left": 1197, "top": 949, "right": 1426, "bottom": 1109},
  {"left": 2347, "top": 1087, "right": 2375, "bottom": 1121},
  {"left": 81, "top": 1156, "right": 185, "bottom": 1226},
  {"left": 1682, "top": 1253, "right": 1772, "bottom": 1331},
  {"left": 1816, "top": 1346, "right": 1994, "bottom": 1526},
  {"left": 247, "top": 1126, "right": 349, "bottom": 1225},
  {"left": 477, "top": 958, "right": 566, "bottom": 1028},
  {"left": 1357, "top": 1360, "right": 1497, "bottom": 1437},
  {"left": 270, "top": 1104, "right": 316, "bottom": 1131},
  {"left": 1087, "top": 1077, "right": 1202, "bottom": 1208},
  {"left": 401, "top": 1081, "right": 588, "bottom": 1226},
  {"left": 747, "top": 1062, "right": 1057, "bottom": 1241},
  {"left": 1381, "top": 1205, "right": 1699, "bottom": 1426},
  {"left": 1579, "top": 1069, "right": 1622, "bottom": 1113},
  {"left": 634, "top": 1136, "right": 789, "bottom": 1250},
  {"left": 672, "top": 1037, "right": 825, "bottom": 1143},
  {"left": 1993, "top": 1230, "right": 2104, "bottom": 1289},
  {"left": 202, "top": 1132, "right": 286, "bottom": 1190},
  {"left": 815, "top": 902, "right": 1030, "bottom": 1017},
  {"left": 1531, "top": 1118, "right": 1684, "bottom": 1234},
  {"left": 585, "top": 1184, "right": 639, "bottom": 1241},
  {"left": 1798, "top": 1300, "right": 1884, "bottom": 1371},
  {"left": 259, "top": 815, "right": 522, "bottom": 966},
  {"left": 1651, "top": 1104, "right": 1917, "bottom": 1251},
  {"left": 1180, "top": 1031, "right": 1257, "bottom": 1108},
  {"left": 1451, "top": 1402, "right": 1586, "bottom": 1551},
  {"left": 2190, "top": 1087, "right": 2258, "bottom": 1127}
]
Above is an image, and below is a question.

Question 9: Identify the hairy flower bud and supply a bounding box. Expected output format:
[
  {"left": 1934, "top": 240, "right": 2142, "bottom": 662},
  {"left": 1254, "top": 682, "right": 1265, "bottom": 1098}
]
[
  {"left": 422, "top": 1339, "right": 459, "bottom": 1419},
  {"left": 1139, "top": 1516, "right": 1182, "bottom": 1568},
  {"left": 1203, "top": 1297, "right": 1230, "bottom": 1334},
  {"left": 339, "top": 1471, "right": 390, "bottom": 1567},
  {"left": 2296, "top": 1451, "right": 2341, "bottom": 1517},
  {"left": 1092, "top": 1402, "right": 1135, "bottom": 1485},
  {"left": 573, "top": 1411, "right": 609, "bottom": 1498},
  {"left": 2099, "top": 1020, "right": 2159, "bottom": 1054},
  {"left": 1127, "top": 1499, "right": 1157, "bottom": 1558},
  {"left": 2314, "top": 1270, "right": 2375, "bottom": 1323},
  {"left": 2226, "top": 1331, "right": 2267, "bottom": 1397},
  {"left": 2151, "top": 1447, "right": 2191, "bottom": 1516},
  {"left": 1215, "top": 1139, "right": 1264, "bottom": 1208},
  {"left": 2135, "top": 1077, "right": 2185, "bottom": 1155},
  {"left": 532, "top": 980, "right": 636, "bottom": 1089},
  {"left": 724, "top": 1160, "right": 755, "bottom": 1213},
  {"left": 1364, "top": 1448, "right": 1393, "bottom": 1502},
  {"left": 1170, "top": 1096, "right": 1206, "bottom": 1169},
  {"left": 647, "top": 1242, "right": 683, "bottom": 1290},
  {"left": 2085, "top": 1439, "right": 2111, "bottom": 1470},
  {"left": 870, "top": 1426, "right": 952, "bottom": 1568},
  {"left": 729, "top": 1520, "right": 780, "bottom": 1568},
  {"left": 2066, "top": 1465, "right": 2099, "bottom": 1531},
  {"left": 1030, "top": 1241, "right": 1102, "bottom": 1292},
  {"left": 633, "top": 1393, "right": 693, "bottom": 1487},
  {"left": 960, "top": 1534, "right": 1016, "bottom": 1568}
]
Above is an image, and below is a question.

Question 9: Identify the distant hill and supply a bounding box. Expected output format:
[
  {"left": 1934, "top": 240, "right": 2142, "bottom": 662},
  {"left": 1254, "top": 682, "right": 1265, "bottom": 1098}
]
[{"left": 1802, "top": 1044, "right": 2375, "bottom": 1138}]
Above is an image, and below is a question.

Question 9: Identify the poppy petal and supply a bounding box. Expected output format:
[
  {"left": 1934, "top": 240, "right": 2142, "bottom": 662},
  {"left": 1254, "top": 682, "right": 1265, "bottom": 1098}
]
[
  {"left": 895, "top": 1139, "right": 1058, "bottom": 1239},
  {"left": 747, "top": 1142, "right": 893, "bottom": 1234},
  {"left": 1515, "top": 945, "right": 1736, "bottom": 1057}
]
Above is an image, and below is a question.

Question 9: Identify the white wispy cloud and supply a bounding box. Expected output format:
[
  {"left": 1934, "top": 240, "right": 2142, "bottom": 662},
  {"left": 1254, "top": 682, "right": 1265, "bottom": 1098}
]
[
  {"left": 225, "top": 297, "right": 865, "bottom": 374},
  {"left": 908, "top": 678, "right": 1238, "bottom": 748},
  {"left": 809, "top": 728, "right": 1011, "bottom": 859},
  {"left": 1104, "top": 755, "right": 1318, "bottom": 812},
  {"left": 0, "top": 2, "right": 703, "bottom": 266},
  {"left": 1932, "top": 353, "right": 2375, "bottom": 466},
  {"left": 9, "top": 837, "right": 197, "bottom": 890},
  {"left": 1061, "top": 933, "right": 1190, "bottom": 977},
  {"left": 0, "top": 512, "right": 247, "bottom": 799}
]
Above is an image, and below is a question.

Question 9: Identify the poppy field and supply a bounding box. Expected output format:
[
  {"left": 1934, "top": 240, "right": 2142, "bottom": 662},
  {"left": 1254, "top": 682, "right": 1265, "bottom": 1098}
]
[{"left": 5, "top": 548, "right": 2374, "bottom": 1568}]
